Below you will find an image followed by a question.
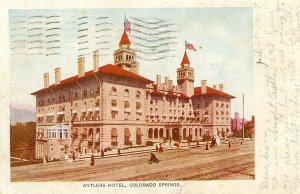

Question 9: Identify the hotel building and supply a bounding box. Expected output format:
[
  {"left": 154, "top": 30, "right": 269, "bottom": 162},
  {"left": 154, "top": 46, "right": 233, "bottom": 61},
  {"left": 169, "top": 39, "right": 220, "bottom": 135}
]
[{"left": 32, "top": 31, "right": 235, "bottom": 160}]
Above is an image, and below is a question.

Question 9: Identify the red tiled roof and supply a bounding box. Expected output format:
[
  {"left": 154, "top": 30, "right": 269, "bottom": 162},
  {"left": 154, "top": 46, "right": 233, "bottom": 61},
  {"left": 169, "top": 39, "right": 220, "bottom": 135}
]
[
  {"left": 166, "top": 91, "right": 178, "bottom": 98},
  {"left": 150, "top": 84, "right": 164, "bottom": 96},
  {"left": 31, "top": 64, "right": 153, "bottom": 95},
  {"left": 119, "top": 30, "right": 131, "bottom": 46},
  {"left": 181, "top": 50, "right": 190, "bottom": 66},
  {"left": 192, "top": 86, "right": 235, "bottom": 99},
  {"left": 179, "top": 93, "right": 190, "bottom": 100}
]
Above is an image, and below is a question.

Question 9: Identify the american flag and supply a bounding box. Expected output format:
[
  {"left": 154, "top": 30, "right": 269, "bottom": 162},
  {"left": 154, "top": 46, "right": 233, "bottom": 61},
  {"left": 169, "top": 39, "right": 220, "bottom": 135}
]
[
  {"left": 185, "top": 40, "right": 196, "bottom": 51},
  {"left": 124, "top": 16, "right": 131, "bottom": 33}
]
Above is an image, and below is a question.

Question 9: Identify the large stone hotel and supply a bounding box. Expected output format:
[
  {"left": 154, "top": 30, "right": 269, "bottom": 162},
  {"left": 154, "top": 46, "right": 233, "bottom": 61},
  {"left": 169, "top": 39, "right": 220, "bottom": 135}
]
[{"left": 32, "top": 30, "right": 235, "bottom": 160}]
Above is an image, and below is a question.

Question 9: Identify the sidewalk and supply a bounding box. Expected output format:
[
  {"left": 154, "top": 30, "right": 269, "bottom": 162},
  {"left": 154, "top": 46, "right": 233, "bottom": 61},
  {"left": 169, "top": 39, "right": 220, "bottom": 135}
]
[{"left": 72, "top": 140, "right": 210, "bottom": 162}]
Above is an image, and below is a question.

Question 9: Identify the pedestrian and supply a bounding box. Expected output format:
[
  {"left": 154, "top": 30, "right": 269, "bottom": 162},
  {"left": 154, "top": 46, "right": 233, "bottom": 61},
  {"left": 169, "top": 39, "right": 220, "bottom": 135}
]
[
  {"left": 156, "top": 144, "right": 159, "bottom": 152},
  {"left": 229, "top": 141, "right": 231, "bottom": 148},
  {"left": 101, "top": 149, "right": 104, "bottom": 157},
  {"left": 72, "top": 152, "right": 75, "bottom": 161},
  {"left": 206, "top": 142, "right": 209, "bottom": 150},
  {"left": 90, "top": 154, "right": 95, "bottom": 166},
  {"left": 118, "top": 148, "right": 121, "bottom": 156},
  {"left": 159, "top": 144, "right": 163, "bottom": 153},
  {"left": 197, "top": 141, "right": 199, "bottom": 147}
]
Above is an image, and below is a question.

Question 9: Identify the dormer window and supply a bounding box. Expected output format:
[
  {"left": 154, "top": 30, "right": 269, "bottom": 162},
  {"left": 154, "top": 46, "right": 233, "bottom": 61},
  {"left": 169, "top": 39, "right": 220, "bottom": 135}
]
[
  {"left": 124, "top": 89, "right": 129, "bottom": 97},
  {"left": 136, "top": 91, "right": 141, "bottom": 98},
  {"left": 110, "top": 87, "right": 117, "bottom": 96}
]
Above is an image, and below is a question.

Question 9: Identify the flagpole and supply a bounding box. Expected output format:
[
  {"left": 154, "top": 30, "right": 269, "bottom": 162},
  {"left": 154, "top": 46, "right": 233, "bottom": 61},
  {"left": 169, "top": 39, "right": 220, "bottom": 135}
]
[{"left": 242, "top": 92, "right": 244, "bottom": 144}]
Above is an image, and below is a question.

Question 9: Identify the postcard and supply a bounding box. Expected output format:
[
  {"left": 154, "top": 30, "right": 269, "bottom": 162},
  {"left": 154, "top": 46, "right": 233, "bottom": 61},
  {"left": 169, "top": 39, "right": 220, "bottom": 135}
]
[{"left": 0, "top": 0, "right": 299, "bottom": 194}]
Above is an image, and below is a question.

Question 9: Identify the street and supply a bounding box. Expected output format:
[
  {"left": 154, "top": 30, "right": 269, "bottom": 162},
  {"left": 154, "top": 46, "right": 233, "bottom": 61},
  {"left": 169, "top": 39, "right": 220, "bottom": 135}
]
[{"left": 11, "top": 140, "right": 254, "bottom": 181}]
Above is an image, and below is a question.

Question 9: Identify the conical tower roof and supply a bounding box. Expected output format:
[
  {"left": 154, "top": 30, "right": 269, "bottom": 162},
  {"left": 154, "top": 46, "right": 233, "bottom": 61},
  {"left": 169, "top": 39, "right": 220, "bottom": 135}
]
[
  {"left": 180, "top": 50, "right": 190, "bottom": 67},
  {"left": 119, "top": 30, "right": 131, "bottom": 46}
]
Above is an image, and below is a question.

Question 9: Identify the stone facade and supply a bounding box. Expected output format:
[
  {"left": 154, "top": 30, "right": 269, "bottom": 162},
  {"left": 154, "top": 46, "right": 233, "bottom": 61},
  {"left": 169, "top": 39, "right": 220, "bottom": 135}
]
[{"left": 32, "top": 30, "right": 235, "bottom": 161}]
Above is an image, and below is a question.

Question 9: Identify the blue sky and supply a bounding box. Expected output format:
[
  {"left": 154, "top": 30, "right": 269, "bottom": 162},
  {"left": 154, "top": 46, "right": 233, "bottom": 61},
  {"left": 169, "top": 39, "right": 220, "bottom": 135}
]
[{"left": 9, "top": 8, "right": 253, "bottom": 119}]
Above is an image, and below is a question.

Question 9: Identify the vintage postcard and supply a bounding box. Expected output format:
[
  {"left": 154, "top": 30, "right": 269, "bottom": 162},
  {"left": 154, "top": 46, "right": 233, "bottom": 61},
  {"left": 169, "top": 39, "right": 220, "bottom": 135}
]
[{"left": 0, "top": 0, "right": 299, "bottom": 194}]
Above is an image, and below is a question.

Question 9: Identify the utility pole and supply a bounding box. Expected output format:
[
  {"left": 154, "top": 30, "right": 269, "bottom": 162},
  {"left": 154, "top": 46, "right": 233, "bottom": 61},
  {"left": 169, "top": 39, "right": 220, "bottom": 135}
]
[{"left": 242, "top": 93, "right": 244, "bottom": 144}]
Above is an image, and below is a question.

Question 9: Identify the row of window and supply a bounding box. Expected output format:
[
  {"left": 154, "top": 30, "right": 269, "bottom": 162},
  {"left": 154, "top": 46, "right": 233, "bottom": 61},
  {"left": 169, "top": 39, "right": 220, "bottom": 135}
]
[
  {"left": 110, "top": 87, "right": 141, "bottom": 98},
  {"left": 149, "top": 100, "right": 192, "bottom": 108},
  {"left": 47, "top": 128, "right": 68, "bottom": 139}
]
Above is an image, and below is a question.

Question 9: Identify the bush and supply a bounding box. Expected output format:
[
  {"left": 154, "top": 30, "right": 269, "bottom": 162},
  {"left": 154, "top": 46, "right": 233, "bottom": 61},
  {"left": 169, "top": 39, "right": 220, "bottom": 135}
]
[
  {"left": 202, "top": 134, "right": 211, "bottom": 141},
  {"left": 136, "top": 140, "right": 142, "bottom": 145},
  {"left": 124, "top": 141, "right": 132, "bottom": 146},
  {"left": 111, "top": 142, "right": 118, "bottom": 146},
  {"left": 146, "top": 141, "right": 154, "bottom": 146}
]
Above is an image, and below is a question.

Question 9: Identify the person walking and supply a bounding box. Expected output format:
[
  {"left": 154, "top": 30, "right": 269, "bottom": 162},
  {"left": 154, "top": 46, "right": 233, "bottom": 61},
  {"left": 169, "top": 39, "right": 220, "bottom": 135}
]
[{"left": 90, "top": 154, "right": 95, "bottom": 166}]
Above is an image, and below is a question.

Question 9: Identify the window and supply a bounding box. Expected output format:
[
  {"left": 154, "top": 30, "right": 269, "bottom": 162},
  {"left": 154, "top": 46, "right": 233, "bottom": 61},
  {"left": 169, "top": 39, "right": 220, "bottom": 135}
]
[
  {"left": 216, "top": 102, "right": 219, "bottom": 107},
  {"left": 124, "top": 89, "right": 129, "bottom": 97},
  {"left": 111, "top": 128, "right": 118, "bottom": 145},
  {"left": 150, "top": 100, "right": 153, "bottom": 105},
  {"left": 226, "top": 104, "right": 229, "bottom": 108},
  {"left": 136, "top": 102, "right": 141, "bottom": 110},
  {"left": 111, "top": 112, "right": 117, "bottom": 119},
  {"left": 124, "top": 101, "right": 130, "bottom": 108},
  {"left": 111, "top": 100, "right": 117, "bottom": 107},
  {"left": 47, "top": 127, "right": 68, "bottom": 139},
  {"left": 90, "top": 89, "right": 94, "bottom": 97},
  {"left": 110, "top": 87, "right": 117, "bottom": 96},
  {"left": 136, "top": 91, "right": 141, "bottom": 98},
  {"left": 83, "top": 90, "right": 87, "bottom": 98}
]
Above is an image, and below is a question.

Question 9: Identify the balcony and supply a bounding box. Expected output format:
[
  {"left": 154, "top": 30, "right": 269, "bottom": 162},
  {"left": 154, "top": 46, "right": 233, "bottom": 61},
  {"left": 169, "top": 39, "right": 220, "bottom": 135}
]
[
  {"left": 37, "top": 114, "right": 44, "bottom": 118},
  {"left": 111, "top": 107, "right": 119, "bottom": 112},
  {"left": 57, "top": 111, "right": 64, "bottom": 115},
  {"left": 124, "top": 108, "right": 131, "bottom": 113},
  {"left": 94, "top": 107, "right": 100, "bottom": 112},
  {"left": 71, "top": 110, "right": 78, "bottom": 114},
  {"left": 136, "top": 109, "right": 143, "bottom": 113},
  {"left": 46, "top": 113, "right": 55, "bottom": 116}
]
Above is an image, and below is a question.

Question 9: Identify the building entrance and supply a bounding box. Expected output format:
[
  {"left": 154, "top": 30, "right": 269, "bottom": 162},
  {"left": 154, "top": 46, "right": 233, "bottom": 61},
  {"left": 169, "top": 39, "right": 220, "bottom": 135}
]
[{"left": 172, "top": 128, "right": 180, "bottom": 141}]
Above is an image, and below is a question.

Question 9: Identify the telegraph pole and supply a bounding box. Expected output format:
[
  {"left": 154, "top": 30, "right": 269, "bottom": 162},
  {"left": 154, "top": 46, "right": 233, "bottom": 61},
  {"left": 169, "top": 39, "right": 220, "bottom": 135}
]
[{"left": 242, "top": 93, "right": 245, "bottom": 144}]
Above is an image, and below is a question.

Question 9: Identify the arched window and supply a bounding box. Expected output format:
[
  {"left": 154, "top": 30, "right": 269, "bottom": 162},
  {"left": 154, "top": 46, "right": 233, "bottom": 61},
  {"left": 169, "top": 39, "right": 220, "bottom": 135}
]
[
  {"left": 136, "top": 128, "right": 142, "bottom": 145},
  {"left": 148, "top": 128, "right": 153, "bottom": 138},
  {"left": 124, "top": 128, "right": 131, "bottom": 143},
  {"left": 111, "top": 128, "right": 118, "bottom": 146},
  {"left": 110, "top": 87, "right": 117, "bottom": 96},
  {"left": 136, "top": 91, "right": 141, "bottom": 98},
  {"left": 159, "top": 128, "right": 164, "bottom": 139},
  {"left": 183, "top": 128, "right": 187, "bottom": 139},
  {"left": 124, "top": 89, "right": 129, "bottom": 97},
  {"left": 154, "top": 128, "right": 158, "bottom": 139}
]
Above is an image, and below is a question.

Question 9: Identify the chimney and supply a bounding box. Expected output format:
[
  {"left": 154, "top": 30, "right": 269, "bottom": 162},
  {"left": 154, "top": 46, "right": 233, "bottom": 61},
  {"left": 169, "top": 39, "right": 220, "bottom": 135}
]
[
  {"left": 156, "top": 75, "right": 161, "bottom": 88},
  {"left": 165, "top": 77, "right": 169, "bottom": 90},
  {"left": 78, "top": 57, "right": 85, "bottom": 77},
  {"left": 93, "top": 50, "right": 99, "bottom": 72},
  {"left": 219, "top": 84, "right": 224, "bottom": 92},
  {"left": 213, "top": 85, "right": 217, "bottom": 89},
  {"left": 43, "top": 72, "right": 49, "bottom": 88},
  {"left": 201, "top": 80, "right": 207, "bottom": 93},
  {"left": 54, "top": 67, "right": 61, "bottom": 85},
  {"left": 169, "top": 80, "right": 173, "bottom": 91}
]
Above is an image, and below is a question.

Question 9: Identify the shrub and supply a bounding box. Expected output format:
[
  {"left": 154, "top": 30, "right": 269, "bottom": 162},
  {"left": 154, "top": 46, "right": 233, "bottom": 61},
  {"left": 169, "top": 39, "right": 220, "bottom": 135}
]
[
  {"left": 136, "top": 140, "right": 142, "bottom": 145},
  {"left": 202, "top": 134, "right": 211, "bottom": 141},
  {"left": 146, "top": 141, "right": 154, "bottom": 146},
  {"left": 124, "top": 141, "right": 132, "bottom": 146},
  {"left": 111, "top": 142, "right": 118, "bottom": 146}
]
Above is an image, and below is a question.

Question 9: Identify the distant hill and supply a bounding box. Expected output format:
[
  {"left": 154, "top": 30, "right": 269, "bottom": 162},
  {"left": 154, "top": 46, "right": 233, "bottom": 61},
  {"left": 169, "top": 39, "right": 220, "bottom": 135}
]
[{"left": 10, "top": 105, "right": 36, "bottom": 125}]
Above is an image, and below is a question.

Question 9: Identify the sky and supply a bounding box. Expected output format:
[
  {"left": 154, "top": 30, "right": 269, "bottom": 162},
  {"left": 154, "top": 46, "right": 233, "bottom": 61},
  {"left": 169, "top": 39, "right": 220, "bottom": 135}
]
[{"left": 9, "top": 8, "right": 253, "bottom": 119}]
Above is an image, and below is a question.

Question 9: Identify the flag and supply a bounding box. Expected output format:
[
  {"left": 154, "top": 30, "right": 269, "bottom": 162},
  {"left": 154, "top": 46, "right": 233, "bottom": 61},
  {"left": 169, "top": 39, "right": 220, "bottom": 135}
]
[
  {"left": 185, "top": 40, "right": 196, "bottom": 51},
  {"left": 124, "top": 15, "right": 131, "bottom": 33}
]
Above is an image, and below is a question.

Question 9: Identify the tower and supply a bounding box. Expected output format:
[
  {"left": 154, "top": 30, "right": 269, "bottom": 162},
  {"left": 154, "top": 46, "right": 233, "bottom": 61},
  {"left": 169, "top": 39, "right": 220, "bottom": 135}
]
[
  {"left": 177, "top": 51, "right": 194, "bottom": 97},
  {"left": 113, "top": 30, "right": 140, "bottom": 74}
]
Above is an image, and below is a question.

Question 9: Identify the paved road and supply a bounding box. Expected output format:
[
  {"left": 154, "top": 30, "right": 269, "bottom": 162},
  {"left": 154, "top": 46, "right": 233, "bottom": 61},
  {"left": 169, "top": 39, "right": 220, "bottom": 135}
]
[{"left": 11, "top": 140, "right": 254, "bottom": 181}]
